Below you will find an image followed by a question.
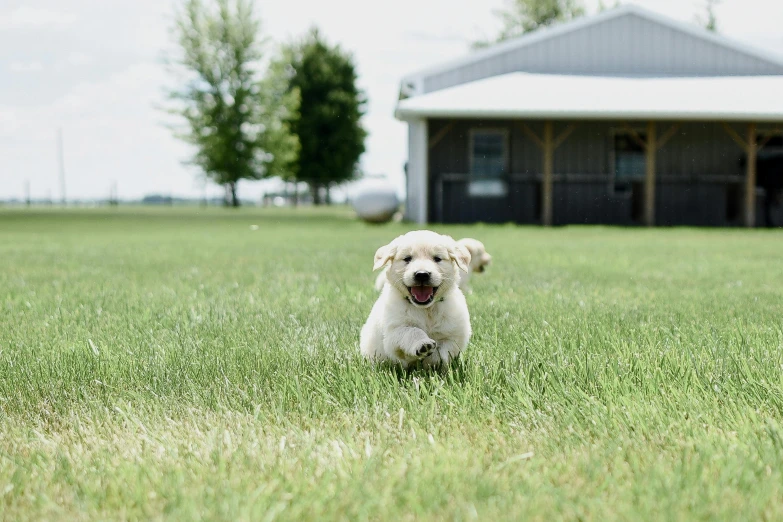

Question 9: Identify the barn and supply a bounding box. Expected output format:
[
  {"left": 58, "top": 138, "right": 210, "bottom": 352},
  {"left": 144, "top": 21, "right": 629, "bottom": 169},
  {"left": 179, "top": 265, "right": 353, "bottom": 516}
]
[{"left": 395, "top": 5, "right": 783, "bottom": 227}]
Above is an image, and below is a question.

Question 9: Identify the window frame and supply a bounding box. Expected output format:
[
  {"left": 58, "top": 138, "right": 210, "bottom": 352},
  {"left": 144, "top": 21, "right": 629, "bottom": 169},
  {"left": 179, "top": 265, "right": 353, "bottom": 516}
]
[
  {"left": 467, "top": 127, "right": 510, "bottom": 198},
  {"left": 758, "top": 129, "right": 783, "bottom": 152}
]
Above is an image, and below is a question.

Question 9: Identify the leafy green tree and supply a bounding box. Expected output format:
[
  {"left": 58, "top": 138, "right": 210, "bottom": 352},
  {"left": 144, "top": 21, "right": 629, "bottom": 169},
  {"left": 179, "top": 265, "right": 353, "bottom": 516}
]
[
  {"left": 597, "top": 0, "right": 622, "bottom": 12},
  {"left": 702, "top": 0, "right": 721, "bottom": 32},
  {"left": 285, "top": 28, "right": 367, "bottom": 205},
  {"left": 166, "top": 0, "right": 298, "bottom": 207},
  {"left": 258, "top": 51, "right": 300, "bottom": 192},
  {"left": 475, "top": 0, "right": 586, "bottom": 48},
  {"left": 266, "top": 47, "right": 303, "bottom": 205}
]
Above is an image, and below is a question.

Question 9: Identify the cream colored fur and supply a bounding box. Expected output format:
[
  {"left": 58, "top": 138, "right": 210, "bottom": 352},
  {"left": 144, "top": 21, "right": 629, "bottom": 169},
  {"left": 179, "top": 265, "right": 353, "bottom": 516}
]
[
  {"left": 455, "top": 238, "right": 492, "bottom": 294},
  {"left": 360, "top": 230, "right": 472, "bottom": 368}
]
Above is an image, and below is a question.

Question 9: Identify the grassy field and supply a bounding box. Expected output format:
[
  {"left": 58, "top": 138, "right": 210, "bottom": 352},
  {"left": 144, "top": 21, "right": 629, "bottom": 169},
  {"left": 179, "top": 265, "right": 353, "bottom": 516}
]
[{"left": 2, "top": 207, "right": 783, "bottom": 520}]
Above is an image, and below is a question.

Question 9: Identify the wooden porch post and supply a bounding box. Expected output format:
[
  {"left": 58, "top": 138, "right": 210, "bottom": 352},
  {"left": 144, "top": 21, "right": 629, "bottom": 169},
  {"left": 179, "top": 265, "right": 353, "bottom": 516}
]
[
  {"left": 519, "top": 120, "right": 575, "bottom": 226},
  {"left": 644, "top": 121, "right": 657, "bottom": 227},
  {"left": 745, "top": 122, "right": 757, "bottom": 228},
  {"left": 542, "top": 121, "right": 554, "bottom": 226}
]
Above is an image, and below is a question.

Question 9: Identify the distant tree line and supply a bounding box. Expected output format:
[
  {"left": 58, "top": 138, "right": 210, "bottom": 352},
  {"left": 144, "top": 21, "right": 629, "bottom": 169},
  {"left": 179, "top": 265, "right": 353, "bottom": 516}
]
[{"left": 166, "top": 0, "right": 366, "bottom": 207}]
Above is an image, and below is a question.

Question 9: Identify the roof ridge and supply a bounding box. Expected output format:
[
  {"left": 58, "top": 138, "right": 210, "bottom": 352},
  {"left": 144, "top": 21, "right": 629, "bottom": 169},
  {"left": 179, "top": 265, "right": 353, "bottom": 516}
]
[{"left": 401, "top": 3, "right": 783, "bottom": 96}]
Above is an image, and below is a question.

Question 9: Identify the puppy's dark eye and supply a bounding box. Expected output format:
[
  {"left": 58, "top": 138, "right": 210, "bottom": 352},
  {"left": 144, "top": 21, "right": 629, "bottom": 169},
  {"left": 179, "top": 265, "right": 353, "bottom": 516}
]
[
  {"left": 433, "top": 256, "right": 442, "bottom": 263},
  {"left": 403, "top": 256, "right": 412, "bottom": 263}
]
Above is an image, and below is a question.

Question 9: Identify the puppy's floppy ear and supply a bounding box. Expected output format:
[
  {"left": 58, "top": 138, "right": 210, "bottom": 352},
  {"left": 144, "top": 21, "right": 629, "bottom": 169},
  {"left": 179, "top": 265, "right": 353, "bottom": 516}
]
[
  {"left": 373, "top": 241, "right": 398, "bottom": 271},
  {"left": 448, "top": 241, "right": 471, "bottom": 273}
]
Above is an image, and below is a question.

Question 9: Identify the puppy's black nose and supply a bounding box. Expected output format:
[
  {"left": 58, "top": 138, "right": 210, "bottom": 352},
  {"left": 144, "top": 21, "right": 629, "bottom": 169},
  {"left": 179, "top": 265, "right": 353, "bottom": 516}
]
[{"left": 414, "top": 271, "right": 431, "bottom": 282}]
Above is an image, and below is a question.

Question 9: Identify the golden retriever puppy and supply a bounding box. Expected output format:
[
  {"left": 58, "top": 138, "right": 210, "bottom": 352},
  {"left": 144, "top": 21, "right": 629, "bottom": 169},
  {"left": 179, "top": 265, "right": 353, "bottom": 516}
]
[
  {"left": 456, "top": 238, "right": 492, "bottom": 294},
  {"left": 361, "top": 230, "right": 472, "bottom": 369},
  {"left": 373, "top": 237, "right": 491, "bottom": 294}
]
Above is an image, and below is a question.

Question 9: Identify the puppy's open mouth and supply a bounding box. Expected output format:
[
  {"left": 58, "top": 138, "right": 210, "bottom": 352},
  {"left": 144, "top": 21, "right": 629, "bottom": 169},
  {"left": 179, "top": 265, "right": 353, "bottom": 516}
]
[
  {"left": 408, "top": 285, "right": 437, "bottom": 305},
  {"left": 478, "top": 265, "right": 485, "bottom": 273}
]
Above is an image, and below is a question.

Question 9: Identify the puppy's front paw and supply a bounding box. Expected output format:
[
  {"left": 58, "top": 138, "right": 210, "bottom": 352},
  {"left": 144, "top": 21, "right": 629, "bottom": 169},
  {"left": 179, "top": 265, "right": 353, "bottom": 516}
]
[{"left": 413, "top": 339, "right": 437, "bottom": 359}]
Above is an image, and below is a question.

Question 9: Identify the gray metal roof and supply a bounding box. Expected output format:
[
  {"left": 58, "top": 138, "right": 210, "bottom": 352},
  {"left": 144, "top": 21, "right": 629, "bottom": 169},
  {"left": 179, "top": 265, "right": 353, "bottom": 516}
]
[{"left": 399, "top": 4, "right": 783, "bottom": 98}]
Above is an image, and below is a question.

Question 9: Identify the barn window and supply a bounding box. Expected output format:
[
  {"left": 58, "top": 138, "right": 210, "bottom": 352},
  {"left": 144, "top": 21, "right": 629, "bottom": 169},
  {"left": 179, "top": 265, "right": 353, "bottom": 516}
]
[
  {"left": 759, "top": 133, "right": 783, "bottom": 151},
  {"left": 613, "top": 130, "right": 646, "bottom": 193},
  {"left": 468, "top": 129, "right": 508, "bottom": 197}
]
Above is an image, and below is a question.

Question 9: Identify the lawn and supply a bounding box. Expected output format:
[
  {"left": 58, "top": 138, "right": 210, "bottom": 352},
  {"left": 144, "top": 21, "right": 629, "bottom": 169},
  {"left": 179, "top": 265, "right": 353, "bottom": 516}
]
[{"left": 2, "top": 206, "right": 783, "bottom": 520}]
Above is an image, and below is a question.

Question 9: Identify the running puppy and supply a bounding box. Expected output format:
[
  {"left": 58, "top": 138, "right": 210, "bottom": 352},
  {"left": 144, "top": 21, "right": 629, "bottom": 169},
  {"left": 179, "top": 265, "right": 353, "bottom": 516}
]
[
  {"left": 360, "top": 230, "right": 472, "bottom": 369},
  {"left": 456, "top": 238, "right": 492, "bottom": 294}
]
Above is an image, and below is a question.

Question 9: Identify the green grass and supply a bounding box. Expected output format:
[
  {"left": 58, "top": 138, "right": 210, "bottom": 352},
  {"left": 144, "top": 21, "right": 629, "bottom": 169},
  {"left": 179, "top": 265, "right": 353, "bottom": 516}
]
[{"left": 2, "top": 206, "right": 783, "bottom": 521}]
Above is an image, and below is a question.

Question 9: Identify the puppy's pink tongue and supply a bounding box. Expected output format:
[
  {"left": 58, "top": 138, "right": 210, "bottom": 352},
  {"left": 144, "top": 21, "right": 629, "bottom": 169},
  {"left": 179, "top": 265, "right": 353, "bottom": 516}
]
[{"left": 411, "top": 286, "right": 434, "bottom": 303}]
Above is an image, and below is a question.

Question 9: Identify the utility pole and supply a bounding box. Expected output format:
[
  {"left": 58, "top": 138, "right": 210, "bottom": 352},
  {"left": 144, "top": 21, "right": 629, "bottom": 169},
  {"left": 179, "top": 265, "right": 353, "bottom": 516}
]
[
  {"left": 58, "top": 127, "right": 67, "bottom": 206},
  {"left": 24, "top": 179, "right": 31, "bottom": 207}
]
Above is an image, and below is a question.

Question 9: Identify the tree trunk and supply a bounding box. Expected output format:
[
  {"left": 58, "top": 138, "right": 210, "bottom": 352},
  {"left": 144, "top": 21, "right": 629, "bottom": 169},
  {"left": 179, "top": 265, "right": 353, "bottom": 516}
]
[
  {"left": 229, "top": 182, "right": 239, "bottom": 207},
  {"left": 292, "top": 183, "right": 299, "bottom": 207},
  {"left": 325, "top": 184, "right": 331, "bottom": 205},
  {"left": 311, "top": 183, "right": 323, "bottom": 205}
]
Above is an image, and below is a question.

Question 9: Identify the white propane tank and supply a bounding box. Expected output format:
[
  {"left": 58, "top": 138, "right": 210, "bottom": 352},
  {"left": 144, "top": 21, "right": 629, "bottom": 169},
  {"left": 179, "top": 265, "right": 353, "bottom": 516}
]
[{"left": 351, "top": 177, "right": 400, "bottom": 224}]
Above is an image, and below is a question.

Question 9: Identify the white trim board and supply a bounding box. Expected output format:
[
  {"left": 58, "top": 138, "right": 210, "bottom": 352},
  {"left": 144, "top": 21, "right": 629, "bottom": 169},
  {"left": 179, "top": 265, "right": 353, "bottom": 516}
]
[{"left": 396, "top": 73, "right": 783, "bottom": 122}]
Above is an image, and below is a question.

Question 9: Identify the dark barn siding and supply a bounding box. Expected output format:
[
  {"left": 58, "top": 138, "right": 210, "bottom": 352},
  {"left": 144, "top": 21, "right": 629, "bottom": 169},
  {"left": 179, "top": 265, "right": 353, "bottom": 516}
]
[
  {"left": 427, "top": 118, "right": 761, "bottom": 226},
  {"left": 438, "top": 181, "right": 538, "bottom": 224},
  {"left": 435, "top": 180, "right": 539, "bottom": 224},
  {"left": 553, "top": 183, "right": 633, "bottom": 225},
  {"left": 655, "top": 183, "right": 737, "bottom": 226}
]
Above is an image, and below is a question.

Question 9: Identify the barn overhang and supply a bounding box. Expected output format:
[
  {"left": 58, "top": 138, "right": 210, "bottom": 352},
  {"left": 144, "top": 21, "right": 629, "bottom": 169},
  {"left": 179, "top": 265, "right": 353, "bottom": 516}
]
[{"left": 395, "top": 73, "right": 783, "bottom": 122}]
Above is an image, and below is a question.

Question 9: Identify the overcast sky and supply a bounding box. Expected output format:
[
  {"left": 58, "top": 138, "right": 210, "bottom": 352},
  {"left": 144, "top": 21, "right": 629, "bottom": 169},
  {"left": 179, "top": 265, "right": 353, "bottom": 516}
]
[{"left": 1, "top": 0, "right": 782, "bottom": 202}]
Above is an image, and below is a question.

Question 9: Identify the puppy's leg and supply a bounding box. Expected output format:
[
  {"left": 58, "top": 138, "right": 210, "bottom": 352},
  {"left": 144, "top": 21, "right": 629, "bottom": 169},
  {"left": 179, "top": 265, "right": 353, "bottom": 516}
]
[
  {"left": 360, "top": 321, "right": 383, "bottom": 362},
  {"left": 422, "top": 339, "right": 461, "bottom": 369},
  {"left": 383, "top": 326, "right": 437, "bottom": 364}
]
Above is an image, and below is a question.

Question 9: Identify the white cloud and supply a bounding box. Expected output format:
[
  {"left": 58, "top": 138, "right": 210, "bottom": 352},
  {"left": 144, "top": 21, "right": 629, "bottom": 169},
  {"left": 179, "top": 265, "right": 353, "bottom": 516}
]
[
  {"left": 0, "top": 6, "right": 77, "bottom": 30},
  {"left": 66, "top": 52, "right": 92, "bottom": 66},
  {"left": 53, "top": 52, "right": 93, "bottom": 71},
  {"left": 0, "top": 107, "right": 21, "bottom": 139},
  {"left": 10, "top": 61, "right": 44, "bottom": 73}
]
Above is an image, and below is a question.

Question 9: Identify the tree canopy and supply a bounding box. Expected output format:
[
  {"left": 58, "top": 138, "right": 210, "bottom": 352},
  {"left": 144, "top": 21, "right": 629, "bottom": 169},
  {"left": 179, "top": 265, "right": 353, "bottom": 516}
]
[
  {"left": 475, "top": 0, "right": 586, "bottom": 48},
  {"left": 285, "top": 29, "right": 367, "bottom": 204},
  {"left": 701, "top": 0, "right": 721, "bottom": 32},
  {"left": 166, "top": 0, "right": 297, "bottom": 206}
]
